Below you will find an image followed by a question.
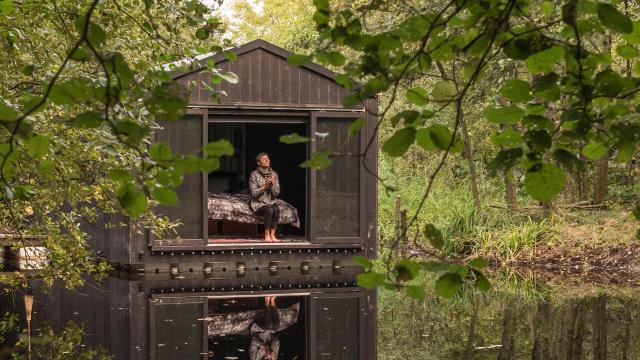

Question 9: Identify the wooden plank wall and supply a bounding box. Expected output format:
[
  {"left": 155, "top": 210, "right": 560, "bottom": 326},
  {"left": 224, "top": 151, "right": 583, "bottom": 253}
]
[{"left": 175, "top": 48, "right": 349, "bottom": 107}]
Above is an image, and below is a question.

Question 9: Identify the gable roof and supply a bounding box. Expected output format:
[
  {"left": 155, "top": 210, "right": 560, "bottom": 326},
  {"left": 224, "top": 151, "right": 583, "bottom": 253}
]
[{"left": 171, "top": 39, "right": 340, "bottom": 83}]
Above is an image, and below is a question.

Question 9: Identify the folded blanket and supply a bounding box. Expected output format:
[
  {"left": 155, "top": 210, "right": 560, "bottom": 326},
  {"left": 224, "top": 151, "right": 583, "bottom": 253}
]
[{"left": 208, "top": 193, "right": 300, "bottom": 228}]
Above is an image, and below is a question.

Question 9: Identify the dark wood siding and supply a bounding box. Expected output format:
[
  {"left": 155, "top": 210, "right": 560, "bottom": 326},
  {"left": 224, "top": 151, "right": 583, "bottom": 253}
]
[
  {"left": 175, "top": 48, "right": 347, "bottom": 108},
  {"left": 154, "top": 114, "right": 206, "bottom": 246},
  {"left": 315, "top": 118, "right": 360, "bottom": 238},
  {"left": 149, "top": 298, "right": 207, "bottom": 360}
]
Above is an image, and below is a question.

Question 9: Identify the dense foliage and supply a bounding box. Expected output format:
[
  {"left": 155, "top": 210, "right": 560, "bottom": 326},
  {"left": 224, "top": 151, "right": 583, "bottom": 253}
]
[{"left": 0, "top": 0, "right": 238, "bottom": 287}]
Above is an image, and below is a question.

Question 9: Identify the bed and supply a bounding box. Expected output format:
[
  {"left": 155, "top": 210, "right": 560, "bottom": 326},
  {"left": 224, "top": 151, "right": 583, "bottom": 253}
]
[{"left": 207, "top": 193, "right": 300, "bottom": 228}]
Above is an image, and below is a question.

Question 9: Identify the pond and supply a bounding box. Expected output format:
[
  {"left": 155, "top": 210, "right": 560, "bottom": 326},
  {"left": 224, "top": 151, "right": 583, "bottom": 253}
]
[{"left": 1, "top": 270, "right": 639, "bottom": 359}]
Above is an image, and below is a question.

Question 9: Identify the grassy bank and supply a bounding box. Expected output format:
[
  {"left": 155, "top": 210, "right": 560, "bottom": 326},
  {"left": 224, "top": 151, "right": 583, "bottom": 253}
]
[{"left": 378, "top": 152, "right": 640, "bottom": 269}]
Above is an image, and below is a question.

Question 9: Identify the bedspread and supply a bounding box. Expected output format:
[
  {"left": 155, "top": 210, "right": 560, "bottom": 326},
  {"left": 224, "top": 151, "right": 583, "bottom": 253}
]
[{"left": 208, "top": 193, "right": 300, "bottom": 228}]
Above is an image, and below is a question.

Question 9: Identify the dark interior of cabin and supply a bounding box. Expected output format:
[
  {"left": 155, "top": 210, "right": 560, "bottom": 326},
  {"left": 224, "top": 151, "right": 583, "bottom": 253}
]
[
  {"left": 207, "top": 122, "right": 307, "bottom": 242},
  {"left": 208, "top": 296, "right": 307, "bottom": 359}
]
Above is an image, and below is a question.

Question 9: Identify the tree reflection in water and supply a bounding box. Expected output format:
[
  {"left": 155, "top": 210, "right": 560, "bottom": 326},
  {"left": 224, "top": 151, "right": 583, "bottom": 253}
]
[{"left": 379, "top": 276, "right": 640, "bottom": 359}]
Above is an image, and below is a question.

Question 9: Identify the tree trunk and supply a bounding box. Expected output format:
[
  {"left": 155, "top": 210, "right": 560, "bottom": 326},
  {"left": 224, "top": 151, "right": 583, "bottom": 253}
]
[
  {"left": 504, "top": 169, "right": 517, "bottom": 210},
  {"left": 497, "top": 301, "right": 517, "bottom": 360},
  {"left": 593, "top": 153, "right": 608, "bottom": 205},
  {"left": 460, "top": 114, "right": 482, "bottom": 216},
  {"left": 463, "top": 295, "right": 480, "bottom": 360},
  {"left": 435, "top": 60, "right": 481, "bottom": 216},
  {"left": 532, "top": 302, "right": 551, "bottom": 359},
  {"left": 572, "top": 300, "right": 586, "bottom": 359},
  {"left": 592, "top": 295, "right": 608, "bottom": 360}
]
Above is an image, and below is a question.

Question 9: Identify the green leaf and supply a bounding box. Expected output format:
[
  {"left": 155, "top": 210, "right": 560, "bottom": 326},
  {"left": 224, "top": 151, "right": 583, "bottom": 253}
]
[
  {"left": 382, "top": 128, "right": 416, "bottom": 157},
  {"left": 598, "top": 3, "right": 633, "bottom": 34},
  {"left": 615, "top": 141, "right": 635, "bottom": 163},
  {"left": 522, "top": 114, "right": 555, "bottom": 131},
  {"left": 152, "top": 187, "right": 178, "bottom": 205},
  {"left": 423, "top": 223, "right": 444, "bottom": 249},
  {"left": 491, "top": 128, "right": 523, "bottom": 148},
  {"left": 117, "top": 183, "right": 149, "bottom": 218},
  {"left": 428, "top": 124, "right": 455, "bottom": 150},
  {"left": 501, "top": 79, "right": 532, "bottom": 102},
  {"left": 582, "top": 142, "right": 607, "bottom": 160},
  {"left": 531, "top": 72, "right": 560, "bottom": 92},
  {"left": 37, "top": 159, "right": 55, "bottom": 176},
  {"left": 22, "top": 65, "right": 35, "bottom": 76},
  {"left": 524, "top": 163, "right": 566, "bottom": 201},
  {"left": 405, "top": 285, "right": 425, "bottom": 300},
  {"left": 203, "top": 139, "right": 234, "bottom": 157},
  {"left": 280, "top": 133, "right": 310, "bottom": 144},
  {"left": 27, "top": 135, "right": 49, "bottom": 159},
  {"left": 109, "top": 168, "right": 135, "bottom": 183},
  {"left": 287, "top": 54, "right": 312, "bottom": 66},
  {"left": 395, "top": 258, "right": 422, "bottom": 282},
  {"left": 68, "top": 111, "right": 103, "bottom": 128},
  {"left": 422, "top": 261, "right": 449, "bottom": 272},
  {"left": 488, "top": 148, "right": 523, "bottom": 174},
  {"left": 195, "top": 27, "right": 210, "bottom": 40},
  {"left": 467, "top": 258, "right": 489, "bottom": 269},
  {"left": 0, "top": 101, "right": 18, "bottom": 121},
  {"left": 633, "top": 203, "right": 640, "bottom": 220},
  {"left": 70, "top": 47, "right": 91, "bottom": 61},
  {"left": 434, "top": 273, "right": 463, "bottom": 298},
  {"left": 150, "top": 143, "right": 172, "bottom": 161},
  {"left": 406, "top": 87, "right": 429, "bottom": 105},
  {"left": 223, "top": 50, "right": 238, "bottom": 61},
  {"left": 0, "top": 0, "right": 15, "bottom": 16},
  {"left": 416, "top": 128, "right": 436, "bottom": 151},
  {"left": 144, "top": 85, "right": 188, "bottom": 121},
  {"left": 348, "top": 117, "right": 365, "bottom": 136},
  {"left": 474, "top": 271, "right": 491, "bottom": 292},
  {"left": 431, "top": 81, "right": 457, "bottom": 101},
  {"left": 356, "top": 271, "right": 386, "bottom": 289},
  {"left": 616, "top": 44, "right": 639, "bottom": 59},
  {"left": 483, "top": 106, "right": 524, "bottom": 124},
  {"left": 300, "top": 149, "right": 332, "bottom": 169},
  {"left": 525, "top": 46, "right": 564, "bottom": 73},
  {"left": 75, "top": 19, "right": 107, "bottom": 47},
  {"left": 353, "top": 256, "right": 373, "bottom": 269},
  {"left": 390, "top": 111, "right": 419, "bottom": 127},
  {"left": 49, "top": 79, "right": 92, "bottom": 105},
  {"left": 320, "top": 51, "right": 346, "bottom": 66},
  {"left": 540, "top": 1, "right": 554, "bottom": 16}
]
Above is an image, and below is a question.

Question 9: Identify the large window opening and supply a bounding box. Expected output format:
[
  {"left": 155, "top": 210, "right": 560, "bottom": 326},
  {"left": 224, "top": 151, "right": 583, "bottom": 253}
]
[{"left": 207, "top": 121, "right": 307, "bottom": 244}]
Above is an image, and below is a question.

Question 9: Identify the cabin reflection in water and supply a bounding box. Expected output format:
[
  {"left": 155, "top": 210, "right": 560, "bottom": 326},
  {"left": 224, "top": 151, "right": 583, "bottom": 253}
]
[{"left": 7, "top": 275, "right": 375, "bottom": 360}]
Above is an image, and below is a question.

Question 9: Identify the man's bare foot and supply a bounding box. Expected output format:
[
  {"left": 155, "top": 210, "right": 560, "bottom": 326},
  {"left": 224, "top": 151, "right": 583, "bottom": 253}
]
[{"left": 269, "top": 230, "right": 279, "bottom": 241}]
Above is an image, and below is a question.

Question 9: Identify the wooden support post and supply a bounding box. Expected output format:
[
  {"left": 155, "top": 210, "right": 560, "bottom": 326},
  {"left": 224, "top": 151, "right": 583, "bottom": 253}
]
[
  {"left": 394, "top": 195, "right": 401, "bottom": 242},
  {"left": 399, "top": 209, "right": 407, "bottom": 243}
]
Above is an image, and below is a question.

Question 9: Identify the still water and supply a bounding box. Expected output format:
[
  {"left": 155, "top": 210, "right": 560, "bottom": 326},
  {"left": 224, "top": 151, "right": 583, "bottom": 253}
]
[{"left": 1, "top": 272, "right": 639, "bottom": 359}]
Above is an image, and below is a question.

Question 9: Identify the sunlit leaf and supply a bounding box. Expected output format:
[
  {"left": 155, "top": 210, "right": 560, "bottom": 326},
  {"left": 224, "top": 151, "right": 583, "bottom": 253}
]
[
  {"left": 406, "top": 87, "right": 429, "bottom": 105},
  {"left": 382, "top": 128, "right": 416, "bottom": 157},
  {"left": 152, "top": 187, "right": 177, "bottom": 205},
  {"left": 597, "top": 3, "right": 632, "bottom": 34},
  {"left": 582, "top": 142, "right": 607, "bottom": 160},
  {"left": 483, "top": 106, "right": 524, "bottom": 124},
  {"left": 524, "top": 163, "right": 566, "bottom": 201},
  {"left": 405, "top": 285, "right": 425, "bottom": 299},
  {"left": 203, "top": 139, "right": 234, "bottom": 157},
  {"left": 279, "top": 133, "right": 310, "bottom": 144},
  {"left": 501, "top": 79, "right": 532, "bottom": 102},
  {"left": 353, "top": 256, "right": 373, "bottom": 269},
  {"left": 356, "top": 271, "right": 386, "bottom": 289},
  {"left": 434, "top": 273, "right": 463, "bottom": 298},
  {"left": 300, "top": 149, "right": 332, "bottom": 169}
]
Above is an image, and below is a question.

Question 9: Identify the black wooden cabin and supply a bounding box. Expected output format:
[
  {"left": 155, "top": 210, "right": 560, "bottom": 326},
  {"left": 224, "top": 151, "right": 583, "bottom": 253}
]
[{"left": 89, "top": 40, "right": 377, "bottom": 270}]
